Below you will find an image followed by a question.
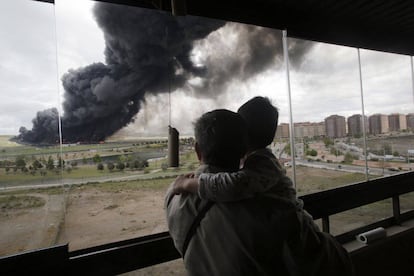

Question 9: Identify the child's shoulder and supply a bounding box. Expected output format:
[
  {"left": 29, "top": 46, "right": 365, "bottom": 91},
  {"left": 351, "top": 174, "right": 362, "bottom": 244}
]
[
  {"left": 244, "top": 148, "right": 281, "bottom": 168},
  {"left": 247, "top": 148, "right": 277, "bottom": 160}
]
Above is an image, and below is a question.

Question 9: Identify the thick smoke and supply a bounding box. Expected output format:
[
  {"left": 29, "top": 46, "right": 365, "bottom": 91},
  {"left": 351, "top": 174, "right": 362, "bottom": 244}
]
[
  {"left": 17, "top": 3, "right": 313, "bottom": 144},
  {"left": 17, "top": 108, "right": 60, "bottom": 144},
  {"left": 191, "top": 23, "right": 313, "bottom": 96}
]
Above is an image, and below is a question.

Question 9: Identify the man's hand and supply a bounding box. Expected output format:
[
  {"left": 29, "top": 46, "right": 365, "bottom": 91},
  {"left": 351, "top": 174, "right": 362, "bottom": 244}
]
[{"left": 173, "top": 173, "right": 199, "bottom": 194}]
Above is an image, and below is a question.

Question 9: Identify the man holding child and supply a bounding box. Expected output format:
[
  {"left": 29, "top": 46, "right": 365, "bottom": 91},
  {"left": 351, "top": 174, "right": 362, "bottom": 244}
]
[{"left": 165, "top": 97, "right": 353, "bottom": 275}]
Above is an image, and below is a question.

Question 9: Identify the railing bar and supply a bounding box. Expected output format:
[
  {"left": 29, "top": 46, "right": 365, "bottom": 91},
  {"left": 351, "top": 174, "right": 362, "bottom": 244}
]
[
  {"left": 392, "top": 195, "right": 401, "bottom": 225},
  {"left": 322, "top": 217, "right": 330, "bottom": 233},
  {"left": 69, "top": 231, "right": 171, "bottom": 257}
]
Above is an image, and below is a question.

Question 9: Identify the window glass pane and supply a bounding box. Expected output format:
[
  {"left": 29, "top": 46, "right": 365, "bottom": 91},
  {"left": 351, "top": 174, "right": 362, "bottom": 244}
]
[
  {"left": 0, "top": 0, "right": 60, "bottom": 257},
  {"left": 51, "top": 0, "right": 291, "bottom": 250},
  {"left": 400, "top": 191, "right": 414, "bottom": 213},
  {"left": 359, "top": 50, "right": 414, "bottom": 178},
  {"left": 287, "top": 40, "right": 366, "bottom": 193}
]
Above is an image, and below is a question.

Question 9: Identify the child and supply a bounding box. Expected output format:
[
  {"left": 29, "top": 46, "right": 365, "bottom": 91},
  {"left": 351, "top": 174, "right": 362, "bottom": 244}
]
[{"left": 173, "top": 96, "right": 299, "bottom": 208}]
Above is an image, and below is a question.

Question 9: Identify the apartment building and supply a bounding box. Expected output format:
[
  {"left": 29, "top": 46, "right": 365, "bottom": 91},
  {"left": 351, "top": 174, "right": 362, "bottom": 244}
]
[
  {"left": 407, "top": 113, "right": 414, "bottom": 130},
  {"left": 325, "top": 115, "right": 346, "bottom": 138},
  {"left": 388, "top": 113, "right": 407, "bottom": 131},
  {"left": 368, "top": 114, "right": 389, "bottom": 135},
  {"left": 347, "top": 114, "right": 368, "bottom": 137}
]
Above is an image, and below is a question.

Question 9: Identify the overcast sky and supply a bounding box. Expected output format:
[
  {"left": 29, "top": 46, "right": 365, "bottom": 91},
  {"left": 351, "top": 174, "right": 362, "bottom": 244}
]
[{"left": 1, "top": 0, "right": 413, "bottom": 137}]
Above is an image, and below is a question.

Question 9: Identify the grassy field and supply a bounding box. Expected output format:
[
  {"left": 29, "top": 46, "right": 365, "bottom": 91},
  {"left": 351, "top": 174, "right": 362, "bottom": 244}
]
[
  {"left": 0, "top": 194, "right": 46, "bottom": 210},
  {"left": 0, "top": 149, "right": 198, "bottom": 187},
  {"left": 294, "top": 166, "right": 371, "bottom": 194}
]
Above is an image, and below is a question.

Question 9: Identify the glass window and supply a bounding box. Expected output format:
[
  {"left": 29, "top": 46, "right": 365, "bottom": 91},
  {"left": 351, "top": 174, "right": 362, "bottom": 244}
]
[
  {"left": 52, "top": 0, "right": 288, "bottom": 251},
  {"left": 359, "top": 50, "right": 414, "bottom": 179},
  {"left": 400, "top": 191, "right": 414, "bottom": 213},
  {"left": 287, "top": 39, "right": 366, "bottom": 193},
  {"left": 329, "top": 199, "right": 393, "bottom": 236},
  {"left": 2, "top": 0, "right": 413, "bottom": 262},
  {"left": 0, "top": 0, "right": 60, "bottom": 257}
]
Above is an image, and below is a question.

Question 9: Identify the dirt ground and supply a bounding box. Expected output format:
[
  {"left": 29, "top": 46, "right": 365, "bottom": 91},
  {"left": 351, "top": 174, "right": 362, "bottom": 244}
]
[
  {"left": 58, "top": 187, "right": 169, "bottom": 251},
  {"left": 0, "top": 193, "right": 66, "bottom": 255},
  {"left": 0, "top": 185, "right": 187, "bottom": 274}
]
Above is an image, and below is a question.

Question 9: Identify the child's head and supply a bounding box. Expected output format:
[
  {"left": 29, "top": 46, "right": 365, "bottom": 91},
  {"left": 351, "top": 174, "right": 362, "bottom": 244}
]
[{"left": 237, "top": 96, "right": 278, "bottom": 151}]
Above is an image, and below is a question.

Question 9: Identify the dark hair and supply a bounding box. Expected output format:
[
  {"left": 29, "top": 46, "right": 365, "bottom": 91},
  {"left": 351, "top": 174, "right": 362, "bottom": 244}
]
[
  {"left": 194, "top": 109, "right": 247, "bottom": 170},
  {"left": 237, "top": 96, "right": 278, "bottom": 150}
]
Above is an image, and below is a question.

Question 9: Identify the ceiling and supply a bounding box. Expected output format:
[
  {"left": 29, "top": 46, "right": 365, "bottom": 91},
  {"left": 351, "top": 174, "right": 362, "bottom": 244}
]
[{"left": 35, "top": 0, "right": 414, "bottom": 56}]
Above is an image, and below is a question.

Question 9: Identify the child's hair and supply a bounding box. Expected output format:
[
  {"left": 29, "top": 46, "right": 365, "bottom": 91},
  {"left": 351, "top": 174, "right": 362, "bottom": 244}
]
[{"left": 237, "top": 96, "right": 278, "bottom": 150}]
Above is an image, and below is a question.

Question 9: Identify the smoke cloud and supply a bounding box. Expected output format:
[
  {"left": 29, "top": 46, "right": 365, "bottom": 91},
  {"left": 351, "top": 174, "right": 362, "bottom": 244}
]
[{"left": 17, "top": 2, "right": 313, "bottom": 144}]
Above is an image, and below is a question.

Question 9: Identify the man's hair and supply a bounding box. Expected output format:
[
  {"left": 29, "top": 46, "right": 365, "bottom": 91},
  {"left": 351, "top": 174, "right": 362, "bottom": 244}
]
[
  {"left": 194, "top": 109, "right": 247, "bottom": 170},
  {"left": 237, "top": 96, "right": 278, "bottom": 150}
]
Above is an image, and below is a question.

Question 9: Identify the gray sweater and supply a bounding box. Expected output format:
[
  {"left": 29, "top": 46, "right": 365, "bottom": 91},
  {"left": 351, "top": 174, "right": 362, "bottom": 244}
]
[
  {"left": 166, "top": 164, "right": 301, "bottom": 275},
  {"left": 165, "top": 164, "right": 354, "bottom": 276}
]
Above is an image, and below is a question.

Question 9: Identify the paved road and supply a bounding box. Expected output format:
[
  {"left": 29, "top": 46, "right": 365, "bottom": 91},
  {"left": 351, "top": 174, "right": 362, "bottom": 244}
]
[
  {"left": 0, "top": 170, "right": 182, "bottom": 191},
  {"left": 295, "top": 159, "right": 394, "bottom": 176}
]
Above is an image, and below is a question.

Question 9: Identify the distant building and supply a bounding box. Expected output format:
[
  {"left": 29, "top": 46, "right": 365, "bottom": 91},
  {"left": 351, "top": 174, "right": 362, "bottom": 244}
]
[
  {"left": 275, "top": 123, "right": 290, "bottom": 138},
  {"left": 325, "top": 115, "right": 346, "bottom": 138},
  {"left": 407, "top": 113, "right": 414, "bottom": 130},
  {"left": 347, "top": 114, "right": 368, "bottom": 137},
  {"left": 368, "top": 114, "right": 389, "bottom": 135},
  {"left": 294, "top": 122, "right": 325, "bottom": 138},
  {"left": 388, "top": 113, "right": 407, "bottom": 131}
]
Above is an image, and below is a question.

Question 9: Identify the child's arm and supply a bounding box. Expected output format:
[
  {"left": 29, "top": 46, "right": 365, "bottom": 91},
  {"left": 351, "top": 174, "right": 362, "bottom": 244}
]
[
  {"left": 199, "top": 153, "right": 287, "bottom": 202},
  {"left": 198, "top": 171, "right": 251, "bottom": 201},
  {"left": 172, "top": 173, "right": 199, "bottom": 194}
]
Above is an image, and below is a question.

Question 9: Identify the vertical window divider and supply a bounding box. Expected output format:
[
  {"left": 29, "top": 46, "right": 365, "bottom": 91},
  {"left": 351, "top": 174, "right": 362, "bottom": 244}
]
[
  {"left": 357, "top": 48, "right": 369, "bottom": 181},
  {"left": 410, "top": 56, "right": 414, "bottom": 105},
  {"left": 282, "top": 30, "right": 296, "bottom": 187}
]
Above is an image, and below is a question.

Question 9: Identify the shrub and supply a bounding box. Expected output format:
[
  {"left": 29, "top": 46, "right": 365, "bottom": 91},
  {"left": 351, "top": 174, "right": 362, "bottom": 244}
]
[
  {"left": 116, "top": 162, "right": 125, "bottom": 171},
  {"left": 107, "top": 162, "right": 115, "bottom": 171}
]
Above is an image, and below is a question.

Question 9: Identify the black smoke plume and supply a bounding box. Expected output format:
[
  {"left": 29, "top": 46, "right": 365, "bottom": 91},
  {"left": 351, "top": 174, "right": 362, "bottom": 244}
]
[{"left": 17, "top": 2, "right": 313, "bottom": 144}]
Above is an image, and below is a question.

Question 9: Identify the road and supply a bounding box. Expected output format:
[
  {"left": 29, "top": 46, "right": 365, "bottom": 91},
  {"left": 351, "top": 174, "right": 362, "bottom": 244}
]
[
  {"left": 0, "top": 169, "right": 182, "bottom": 191},
  {"left": 295, "top": 159, "right": 395, "bottom": 176}
]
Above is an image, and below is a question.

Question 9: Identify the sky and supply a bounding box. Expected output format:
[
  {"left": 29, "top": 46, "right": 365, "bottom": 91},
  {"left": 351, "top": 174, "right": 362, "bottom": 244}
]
[{"left": 1, "top": 0, "right": 413, "bottom": 138}]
